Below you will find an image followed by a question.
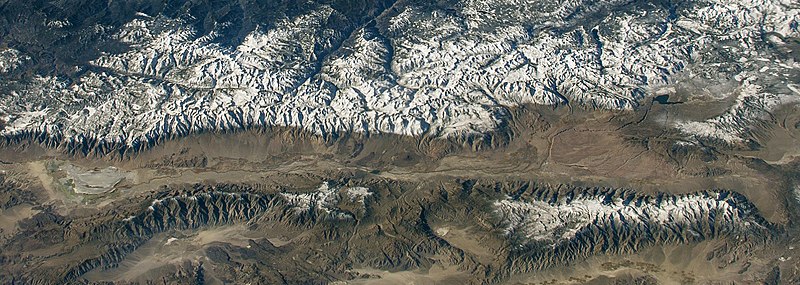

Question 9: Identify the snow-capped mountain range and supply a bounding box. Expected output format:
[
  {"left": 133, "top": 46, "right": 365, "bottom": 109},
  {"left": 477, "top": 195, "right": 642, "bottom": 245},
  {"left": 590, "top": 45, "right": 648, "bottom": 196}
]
[
  {"left": 0, "top": 0, "right": 797, "bottom": 150},
  {"left": 494, "top": 189, "right": 766, "bottom": 246}
]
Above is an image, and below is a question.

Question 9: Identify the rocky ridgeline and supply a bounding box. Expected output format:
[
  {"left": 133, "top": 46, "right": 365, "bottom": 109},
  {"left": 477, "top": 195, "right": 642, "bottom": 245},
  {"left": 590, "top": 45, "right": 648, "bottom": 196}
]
[
  {"left": 63, "top": 191, "right": 275, "bottom": 281},
  {"left": 0, "top": 175, "right": 37, "bottom": 210},
  {"left": 0, "top": 179, "right": 781, "bottom": 284},
  {"left": 0, "top": 121, "right": 512, "bottom": 158},
  {"left": 0, "top": 0, "right": 797, "bottom": 152},
  {"left": 62, "top": 183, "right": 380, "bottom": 282},
  {"left": 491, "top": 184, "right": 776, "bottom": 274}
]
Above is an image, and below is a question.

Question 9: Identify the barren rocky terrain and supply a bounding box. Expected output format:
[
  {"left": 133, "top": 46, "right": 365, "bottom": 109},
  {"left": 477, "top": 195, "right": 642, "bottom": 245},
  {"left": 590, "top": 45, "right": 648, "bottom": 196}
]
[
  {"left": 1, "top": 0, "right": 799, "bottom": 284},
  {"left": 1, "top": 103, "right": 800, "bottom": 284}
]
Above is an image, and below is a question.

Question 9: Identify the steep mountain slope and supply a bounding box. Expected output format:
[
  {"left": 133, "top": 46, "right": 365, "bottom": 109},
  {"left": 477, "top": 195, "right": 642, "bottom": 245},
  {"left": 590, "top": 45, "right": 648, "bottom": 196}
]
[
  {"left": 1, "top": 1, "right": 799, "bottom": 284},
  {"left": 0, "top": 179, "right": 780, "bottom": 284},
  {"left": 0, "top": 0, "right": 797, "bottom": 152}
]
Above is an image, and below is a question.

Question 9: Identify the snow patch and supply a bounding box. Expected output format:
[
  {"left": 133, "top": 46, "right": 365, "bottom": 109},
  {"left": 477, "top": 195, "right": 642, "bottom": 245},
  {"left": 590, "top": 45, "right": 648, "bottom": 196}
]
[{"left": 344, "top": 187, "right": 372, "bottom": 204}]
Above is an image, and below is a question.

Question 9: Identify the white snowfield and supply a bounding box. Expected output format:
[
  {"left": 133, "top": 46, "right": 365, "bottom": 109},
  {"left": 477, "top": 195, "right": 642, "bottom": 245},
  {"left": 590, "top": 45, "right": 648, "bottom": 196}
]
[
  {"left": 0, "top": 0, "right": 798, "bottom": 148},
  {"left": 281, "top": 182, "right": 372, "bottom": 219},
  {"left": 0, "top": 49, "right": 28, "bottom": 74},
  {"left": 494, "top": 190, "right": 763, "bottom": 246}
]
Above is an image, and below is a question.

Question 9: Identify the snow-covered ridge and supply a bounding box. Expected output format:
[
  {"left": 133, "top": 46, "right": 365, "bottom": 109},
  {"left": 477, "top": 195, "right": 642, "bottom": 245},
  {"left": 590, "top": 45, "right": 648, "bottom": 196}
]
[
  {"left": 135, "top": 182, "right": 372, "bottom": 225},
  {"left": 281, "top": 182, "right": 372, "bottom": 220},
  {"left": 494, "top": 189, "right": 769, "bottom": 247},
  {"left": 281, "top": 182, "right": 341, "bottom": 214},
  {"left": 0, "top": 48, "right": 29, "bottom": 74},
  {"left": 0, "top": 0, "right": 797, "bottom": 150},
  {"left": 675, "top": 78, "right": 789, "bottom": 144}
]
